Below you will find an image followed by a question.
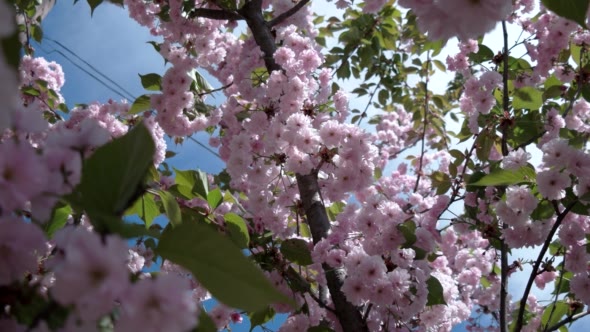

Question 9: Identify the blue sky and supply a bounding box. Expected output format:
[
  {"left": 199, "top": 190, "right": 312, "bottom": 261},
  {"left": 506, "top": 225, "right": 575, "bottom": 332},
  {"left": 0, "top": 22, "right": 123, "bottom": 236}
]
[
  {"left": 38, "top": 2, "right": 590, "bottom": 332},
  {"left": 38, "top": 0, "right": 223, "bottom": 174}
]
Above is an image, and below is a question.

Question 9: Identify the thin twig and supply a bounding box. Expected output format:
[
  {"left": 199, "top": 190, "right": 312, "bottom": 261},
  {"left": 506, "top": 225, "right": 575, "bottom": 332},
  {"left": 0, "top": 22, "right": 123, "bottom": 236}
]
[
  {"left": 499, "top": 20, "right": 510, "bottom": 332},
  {"left": 268, "top": 0, "right": 311, "bottom": 27},
  {"left": 197, "top": 81, "right": 233, "bottom": 98},
  {"left": 435, "top": 135, "right": 478, "bottom": 220},
  {"left": 500, "top": 20, "right": 510, "bottom": 157},
  {"left": 363, "top": 303, "right": 373, "bottom": 321},
  {"left": 413, "top": 53, "right": 431, "bottom": 193},
  {"left": 543, "top": 254, "right": 565, "bottom": 332},
  {"left": 515, "top": 201, "right": 577, "bottom": 331},
  {"left": 356, "top": 79, "right": 382, "bottom": 126},
  {"left": 547, "top": 311, "right": 590, "bottom": 331}
]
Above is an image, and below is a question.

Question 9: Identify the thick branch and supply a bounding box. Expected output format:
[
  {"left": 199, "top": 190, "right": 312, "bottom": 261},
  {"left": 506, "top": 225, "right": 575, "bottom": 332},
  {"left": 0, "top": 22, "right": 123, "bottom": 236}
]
[
  {"left": 238, "top": 2, "right": 368, "bottom": 330},
  {"left": 238, "top": 0, "right": 280, "bottom": 72},
  {"left": 268, "top": 0, "right": 311, "bottom": 27},
  {"left": 189, "top": 8, "right": 243, "bottom": 20},
  {"left": 296, "top": 172, "right": 330, "bottom": 244},
  {"left": 297, "top": 173, "right": 368, "bottom": 332}
]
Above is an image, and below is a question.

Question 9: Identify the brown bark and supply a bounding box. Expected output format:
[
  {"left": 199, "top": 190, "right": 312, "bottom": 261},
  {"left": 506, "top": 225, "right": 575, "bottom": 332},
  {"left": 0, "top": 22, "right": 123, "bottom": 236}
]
[{"left": 236, "top": 1, "right": 369, "bottom": 331}]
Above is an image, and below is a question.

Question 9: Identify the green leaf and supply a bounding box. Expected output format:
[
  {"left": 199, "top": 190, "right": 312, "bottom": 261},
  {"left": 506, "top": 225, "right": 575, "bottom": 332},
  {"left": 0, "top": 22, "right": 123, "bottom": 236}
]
[
  {"left": 159, "top": 190, "right": 182, "bottom": 227},
  {"left": 468, "top": 44, "right": 494, "bottom": 64},
  {"left": 207, "top": 188, "right": 223, "bottom": 210},
  {"left": 374, "top": 167, "right": 382, "bottom": 180},
  {"left": 157, "top": 221, "right": 292, "bottom": 312},
  {"left": 1, "top": 30, "right": 21, "bottom": 70},
  {"left": 543, "top": 85, "right": 564, "bottom": 101},
  {"left": 426, "top": 276, "right": 447, "bottom": 306},
  {"left": 326, "top": 201, "right": 346, "bottom": 221},
  {"left": 194, "top": 309, "right": 217, "bottom": 332},
  {"left": 126, "top": 194, "right": 161, "bottom": 228},
  {"left": 147, "top": 41, "right": 161, "bottom": 53},
  {"left": 552, "top": 271, "right": 572, "bottom": 295},
  {"left": 249, "top": 306, "right": 275, "bottom": 332},
  {"left": 510, "top": 111, "right": 544, "bottom": 147},
  {"left": 432, "top": 59, "right": 446, "bottom": 72},
  {"left": 475, "top": 131, "right": 494, "bottom": 162},
  {"left": 549, "top": 240, "right": 563, "bottom": 256},
  {"left": 30, "top": 24, "right": 43, "bottom": 43},
  {"left": 542, "top": 0, "right": 589, "bottom": 28},
  {"left": 541, "top": 301, "right": 569, "bottom": 330},
  {"left": 480, "top": 276, "right": 491, "bottom": 289},
  {"left": 189, "top": 69, "right": 213, "bottom": 92},
  {"left": 75, "top": 124, "right": 155, "bottom": 232},
  {"left": 44, "top": 203, "right": 72, "bottom": 238},
  {"left": 139, "top": 73, "right": 162, "bottom": 91},
  {"left": 21, "top": 86, "right": 40, "bottom": 97},
  {"left": 87, "top": 0, "right": 104, "bottom": 15},
  {"left": 175, "top": 168, "right": 209, "bottom": 199},
  {"left": 281, "top": 238, "right": 313, "bottom": 266},
  {"left": 468, "top": 166, "right": 536, "bottom": 187},
  {"left": 299, "top": 223, "right": 311, "bottom": 238},
  {"left": 224, "top": 212, "right": 250, "bottom": 249},
  {"left": 129, "top": 94, "right": 152, "bottom": 114},
  {"left": 571, "top": 42, "right": 582, "bottom": 65},
  {"left": 430, "top": 171, "right": 452, "bottom": 195},
  {"left": 531, "top": 200, "right": 555, "bottom": 220},
  {"left": 397, "top": 220, "right": 417, "bottom": 248},
  {"left": 58, "top": 103, "right": 70, "bottom": 114},
  {"left": 512, "top": 87, "right": 543, "bottom": 110},
  {"left": 581, "top": 83, "right": 590, "bottom": 103}
]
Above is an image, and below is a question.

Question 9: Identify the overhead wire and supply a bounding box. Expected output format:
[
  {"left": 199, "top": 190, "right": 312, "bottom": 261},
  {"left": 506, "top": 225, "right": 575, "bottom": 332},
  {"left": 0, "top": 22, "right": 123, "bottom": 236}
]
[
  {"left": 36, "top": 36, "right": 222, "bottom": 160},
  {"left": 36, "top": 43, "right": 135, "bottom": 101},
  {"left": 43, "top": 35, "right": 137, "bottom": 100}
]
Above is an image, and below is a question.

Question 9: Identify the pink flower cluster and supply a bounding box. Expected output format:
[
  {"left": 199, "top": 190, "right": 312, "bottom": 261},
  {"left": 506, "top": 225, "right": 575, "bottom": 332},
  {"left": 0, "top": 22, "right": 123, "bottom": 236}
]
[
  {"left": 19, "top": 55, "right": 65, "bottom": 111},
  {"left": 459, "top": 71, "right": 503, "bottom": 134},
  {"left": 399, "top": 0, "right": 512, "bottom": 40}
]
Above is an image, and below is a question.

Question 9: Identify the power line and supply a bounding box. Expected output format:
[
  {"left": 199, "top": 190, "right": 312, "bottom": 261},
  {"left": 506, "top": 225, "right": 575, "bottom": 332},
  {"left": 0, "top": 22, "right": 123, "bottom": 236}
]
[
  {"left": 36, "top": 43, "right": 135, "bottom": 101},
  {"left": 36, "top": 37, "right": 222, "bottom": 161},
  {"left": 41, "top": 35, "right": 137, "bottom": 100}
]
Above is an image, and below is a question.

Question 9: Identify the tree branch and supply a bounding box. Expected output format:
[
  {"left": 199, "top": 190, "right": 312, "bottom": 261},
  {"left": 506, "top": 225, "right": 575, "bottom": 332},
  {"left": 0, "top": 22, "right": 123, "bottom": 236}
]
[
  {"left": 297, "top": 172, "right": 369, "bottom": 332},
  {"left": 499, "top": 20, "right": 510, "bottom": 332},
  {"left": 547, "top": 311, "right": 590, "bottom": 331},
  {"left": 268, "top": 0, "right": 311, "bottom": 27},
  {"left": 413, "top": 55, "right": 430, "bottom": 193},
  {"left": 189, "top": 8, "right": 243, "bottom": 21},
  {"left": 238, "top": 1, "right": 369, "bottom": 330},
  {"left": 515, "top": 201, "right": 577, "bottom": 331},
  {"left": 238, "top": 0, "right": 280, "bottom": 72}
]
